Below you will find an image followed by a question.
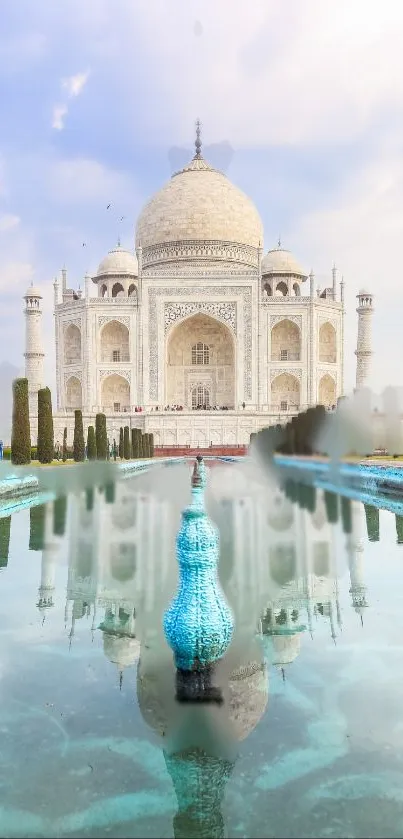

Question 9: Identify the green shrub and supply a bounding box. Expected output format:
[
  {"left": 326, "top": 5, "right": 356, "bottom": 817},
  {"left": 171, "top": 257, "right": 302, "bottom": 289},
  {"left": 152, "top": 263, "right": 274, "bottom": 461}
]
[
  {"left": 11, "top": 378, "right": 31, "bottom": 464},
  {"left": 73, "top": 410, "right": 85, "bottom": 462},
  {"left": 95, "top": 413, "right": 108, "bottom": 460},
  {"left": 37, "top": 387, "right": 54, "bottom": 464},
  {"left": 53, "top": 496, "right": 67, "bottom": 536},
  {"left": 29, "top": 504, "right": 46, "bottom": 551},
  {"left": 0, "top": 516, "right": 11, "bottom": 568},
  {"left": 87, "top": 425, "right": 96, "bottom": 460},
  {"left": 123, "top": 426, "right": 131, "bottom": 459}
]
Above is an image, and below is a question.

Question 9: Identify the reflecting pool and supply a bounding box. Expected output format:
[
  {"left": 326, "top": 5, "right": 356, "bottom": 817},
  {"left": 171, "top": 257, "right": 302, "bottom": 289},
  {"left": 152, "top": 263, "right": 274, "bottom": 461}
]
[{"left": 2, "top": 460, "right": 403, "bottom": 838}]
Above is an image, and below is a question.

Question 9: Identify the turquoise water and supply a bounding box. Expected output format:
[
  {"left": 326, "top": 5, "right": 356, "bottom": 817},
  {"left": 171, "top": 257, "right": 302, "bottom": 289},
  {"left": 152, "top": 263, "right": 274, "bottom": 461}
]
[{"left": 1, "top": 464, "right": 403, "bottom": 838}]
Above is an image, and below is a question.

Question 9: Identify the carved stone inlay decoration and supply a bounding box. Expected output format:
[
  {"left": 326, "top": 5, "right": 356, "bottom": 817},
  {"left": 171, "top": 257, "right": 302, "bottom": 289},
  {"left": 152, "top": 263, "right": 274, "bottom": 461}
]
[
  {"left": 148, "top": 286, "right": 252, "bottom": 401},
  {"left": 99, "top": 369, "right": 131, "bottom": 382},
  {"left": 164, "top": 301, "right": 236, "bottom": 334},
  {"left": 98, "top": 315, "right": 131, "bottom": 328},
  {"left": 63, "top": 318, "right": 82, "bottom": 331},
  {"left": 270, "top": 314, "right": 302, "bottom": 328},
  {"left": 270, "top": 368, "right": 302, "bottom": 381},
  {"left": 142, "top": 240, "right": 259, "bottom": 270},
  {"left": 64, "top": 371, "right": 82, "bottom": 384}
]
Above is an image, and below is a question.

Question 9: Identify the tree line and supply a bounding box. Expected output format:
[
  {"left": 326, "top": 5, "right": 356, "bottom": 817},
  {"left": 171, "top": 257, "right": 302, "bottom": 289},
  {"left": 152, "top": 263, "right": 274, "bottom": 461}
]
[
  {"left": 7, "top": 377, "right": 154, "bottom": 465},
  {"left": 249, "top": 404, "right": 329, "bottom": 465}
]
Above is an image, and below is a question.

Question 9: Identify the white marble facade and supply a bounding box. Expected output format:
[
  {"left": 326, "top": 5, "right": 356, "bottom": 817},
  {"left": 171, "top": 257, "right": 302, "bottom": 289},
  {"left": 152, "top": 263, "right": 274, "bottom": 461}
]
[{"left": 25, "top": 127, "right": 352, "bottom": 447}]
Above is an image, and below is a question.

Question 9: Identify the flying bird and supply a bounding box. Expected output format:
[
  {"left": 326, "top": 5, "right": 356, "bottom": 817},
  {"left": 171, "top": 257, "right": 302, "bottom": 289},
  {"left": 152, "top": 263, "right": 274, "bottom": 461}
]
[
  {"left": 120, "top": 216, "right": 125, "bottom": 221},
  {"left": 82, "top": 242, "right": 86, "bottom": 247},
  {"left": 106, "top": 203, "right": 111, "bottom": 209}
]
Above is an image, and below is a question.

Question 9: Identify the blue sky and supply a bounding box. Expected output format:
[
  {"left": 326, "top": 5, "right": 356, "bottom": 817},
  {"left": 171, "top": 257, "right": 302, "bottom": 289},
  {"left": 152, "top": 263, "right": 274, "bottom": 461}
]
[{"left": 0, "top": 0, "right": 402, "bottom": 395}]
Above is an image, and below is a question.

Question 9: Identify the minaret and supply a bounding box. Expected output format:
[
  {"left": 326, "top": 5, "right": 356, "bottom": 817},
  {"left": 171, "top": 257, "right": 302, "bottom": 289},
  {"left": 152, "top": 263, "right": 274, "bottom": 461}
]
[
  {"left": 355, "top": 290, "right": 374, "bottom": 390},
  {"left": 23, "top": 283, "right": 45, "bottom": 417},
  {"left": 332, "top": 263, "right": 337, "bottom": 300}
]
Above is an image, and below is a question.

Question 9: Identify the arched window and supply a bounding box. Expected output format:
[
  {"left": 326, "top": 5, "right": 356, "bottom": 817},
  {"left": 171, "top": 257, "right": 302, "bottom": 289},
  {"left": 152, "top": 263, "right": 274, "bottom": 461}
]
[
  {"left": 191, "top": 385, "right": 210, "bottom": 409},
  {"left": 112, "top": 282, "right": 124, "bottom": 298},
  {"left": 191, "top": 342, "right": 210, "bottom": 365},
  {"left": 264, "top": 283, "right": 272, "bottom": 297},
  {"left": 128, "top": 284, "right": 137, "bottom": 298},
  {"left": 100, "top": 284, "right": 108, "bottom": 298}
]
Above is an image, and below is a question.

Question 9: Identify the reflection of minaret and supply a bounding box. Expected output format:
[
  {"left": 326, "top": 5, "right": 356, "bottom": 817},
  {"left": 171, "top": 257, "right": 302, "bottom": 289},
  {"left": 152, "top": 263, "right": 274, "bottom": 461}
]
[
  {"left": 355, "top": 290, "right": 374, "bottom": 390},
  {"left": 37, "top": 503, "right": 60, "bottom": 617},
  {"left": 164, "top": 748, "right": 234, "bottom": 839},
  {"left": 346, "top": 501, "right": 368, "bottom": 623}
]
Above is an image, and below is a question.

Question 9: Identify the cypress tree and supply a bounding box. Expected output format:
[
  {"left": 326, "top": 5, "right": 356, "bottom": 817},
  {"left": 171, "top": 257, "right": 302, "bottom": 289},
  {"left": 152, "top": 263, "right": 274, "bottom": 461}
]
[
  {"left": 62, "top": 427, "right": 68, "bottom": 462},
  {"left": 141, "top": 433, "right": 148, "bottom": 458},
  {"left": 364, "top": 504, "right": 380, "bottom": 542},
  {"left": 341, "top": 496, "right": 352, "bottom": 535},
  {"left": 105, "top": 482, "right": 115, "bottom": 504},
  {"left": 133, "top": 428, "right": 141, "bottom": 459},
  {"left": 119, "top": 427, "right": 124, "bottom": 459},
  {"left": 53, "top": 496, "right": 67, "bottom": 536},
  {"left": 87, "top": 425, "right": 97, "bottom": 460},
  {"left": 124, "top": 426, "right": 131, "bottom": 459},
  {"left": 396, "top": 515, "right": 403, "bottom": 545},
  {"left": 106, "top": 438, "right": 110, "bottom": 460},
  {"left": 11, "top": 377, "right": 31, "bottom": 464},
  {"left": 37, "top": 387, "right": 54, "bottom": 464},
  {"left": 73, "top": 410, "right": 85, "bottom": 462},
  {"left": 29, "top": 504, "right": 46, "bottom": 551},
  {"left": 112, "top": 438, "right": 117, "bottom": 461},
  {"left": 0, "top": 516, "right": 11, "bottom": 568},
  {"left": 131, "top": 428, "right": 137, "bottom": 459},
  {"left": 138, "top": 432, "right": 144, "bottom": 458},
  {"left": 95, "top": 413, "right": 108, "bottom": 460},
  {"left": 149, "top": 432, "right": 155, "bottom": 457}
]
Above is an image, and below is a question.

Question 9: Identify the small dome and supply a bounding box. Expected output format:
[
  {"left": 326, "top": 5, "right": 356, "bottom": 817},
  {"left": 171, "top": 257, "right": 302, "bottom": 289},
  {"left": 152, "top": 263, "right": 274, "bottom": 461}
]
[
  {"left": 262, "top": 245, "right": 307, "bottom": 277},
  {"left": 103, "top": 634, "right": 140, "bottom": 669},
  {"left": 24, "top": 285, "right": 42, "bottom": 298},
  {"left": 94, "top": 244, "right": 138, "bottom": 280}
]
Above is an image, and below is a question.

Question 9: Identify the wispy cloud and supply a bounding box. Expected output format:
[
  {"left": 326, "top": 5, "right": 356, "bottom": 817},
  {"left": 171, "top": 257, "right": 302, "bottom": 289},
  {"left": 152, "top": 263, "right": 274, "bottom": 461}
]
[
  {"left": 0, "top": 214, "right": 20, "bottom": 233},
  {"left": 62, "top": 70, "right": 90, "bottom": 99},
  {"left": 51, "top": 71, "right": 90, "bottom": 130}
]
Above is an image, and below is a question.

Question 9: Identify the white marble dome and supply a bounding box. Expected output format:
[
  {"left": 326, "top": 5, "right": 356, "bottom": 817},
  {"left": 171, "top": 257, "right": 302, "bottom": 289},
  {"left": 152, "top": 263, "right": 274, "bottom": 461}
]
[
  {"left": 24, "top": 285, "right": 42, "bottom": 298},
  {"left": 135, "top": 154, "right": 264, "bottom": 253},
  {"left": 95, "top": 244, "right": 138, "bottom": 278},
  {"left": 262, "top": 246, "right": 306, "bottom": 277}
]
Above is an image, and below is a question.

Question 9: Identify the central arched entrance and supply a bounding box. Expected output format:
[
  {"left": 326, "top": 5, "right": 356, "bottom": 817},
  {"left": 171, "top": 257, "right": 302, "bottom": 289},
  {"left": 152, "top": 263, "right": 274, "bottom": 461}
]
[{"left": 166, "top": 313, "right": 235, "bottom": 409}]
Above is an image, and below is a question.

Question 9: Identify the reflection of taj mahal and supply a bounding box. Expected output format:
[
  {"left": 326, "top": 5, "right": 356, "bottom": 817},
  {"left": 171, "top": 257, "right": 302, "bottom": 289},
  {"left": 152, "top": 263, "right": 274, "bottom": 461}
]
[
  {"left": 36, "top": 472, "right": 369, "bottom": 678},
  {"left": 22, "top": 124, "right": 374, "bottom": 446}
]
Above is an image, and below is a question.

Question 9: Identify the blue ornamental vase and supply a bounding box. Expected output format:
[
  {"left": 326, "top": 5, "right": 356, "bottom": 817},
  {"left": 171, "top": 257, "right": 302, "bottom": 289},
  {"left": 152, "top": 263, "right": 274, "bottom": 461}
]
[{"left": 163, "top": 460, "right": 234, "bottom": 671}]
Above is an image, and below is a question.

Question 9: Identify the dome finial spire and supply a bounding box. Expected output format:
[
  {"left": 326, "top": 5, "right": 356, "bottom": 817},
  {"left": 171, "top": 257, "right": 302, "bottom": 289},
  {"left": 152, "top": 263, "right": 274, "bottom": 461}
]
[
  {"left": 195, "top": 119, "right": 202, "bottom": 158},
  {"left": 278, "top": 236, "right": 282, "bottom": 249}
]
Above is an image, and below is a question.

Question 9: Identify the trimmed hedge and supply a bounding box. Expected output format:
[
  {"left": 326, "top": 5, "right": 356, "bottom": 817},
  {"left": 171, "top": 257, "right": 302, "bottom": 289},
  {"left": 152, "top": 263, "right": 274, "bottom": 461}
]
[
  {"left": 11, "top": 378, "right": 31, "bottom": 464},
  {"left": 73, "top": 410, "right": 85, "bottom": 462},
  {"left": 87, "top": 425, "right": 97, "bottom": 460},
  {"left": 37, "top": 387, "right": 54, "bottom": 464},
  {"left": 95, "top": 413, "right": 108, "bottom": 460}
]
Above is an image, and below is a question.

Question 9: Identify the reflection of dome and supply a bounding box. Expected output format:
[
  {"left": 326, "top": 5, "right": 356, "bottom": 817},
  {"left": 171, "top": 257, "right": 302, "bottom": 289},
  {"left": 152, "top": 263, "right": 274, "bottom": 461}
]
[
  {"left": 137, "top": 655, "right": 268, "bottom": 742},
  {"left": 265, "top": 633, "right": 301, "bottom": 666},
  {"left": 94, "top": 245, "right": 138, "bottom": 279},
  {"left": 103, "top": 635, "right": 140, "bottom": 669},
  {"left": 135, "top": 146, "right": 263, "bottom": 268},
  {"left": 262, "top": 246, "right": 306, "bottom": 277}
]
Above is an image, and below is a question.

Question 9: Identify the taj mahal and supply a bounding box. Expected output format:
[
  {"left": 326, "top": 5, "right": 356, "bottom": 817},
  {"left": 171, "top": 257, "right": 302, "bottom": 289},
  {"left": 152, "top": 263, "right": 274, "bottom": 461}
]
[{"left": 23, "top": 123, "right": 374, "bottom": 447}]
